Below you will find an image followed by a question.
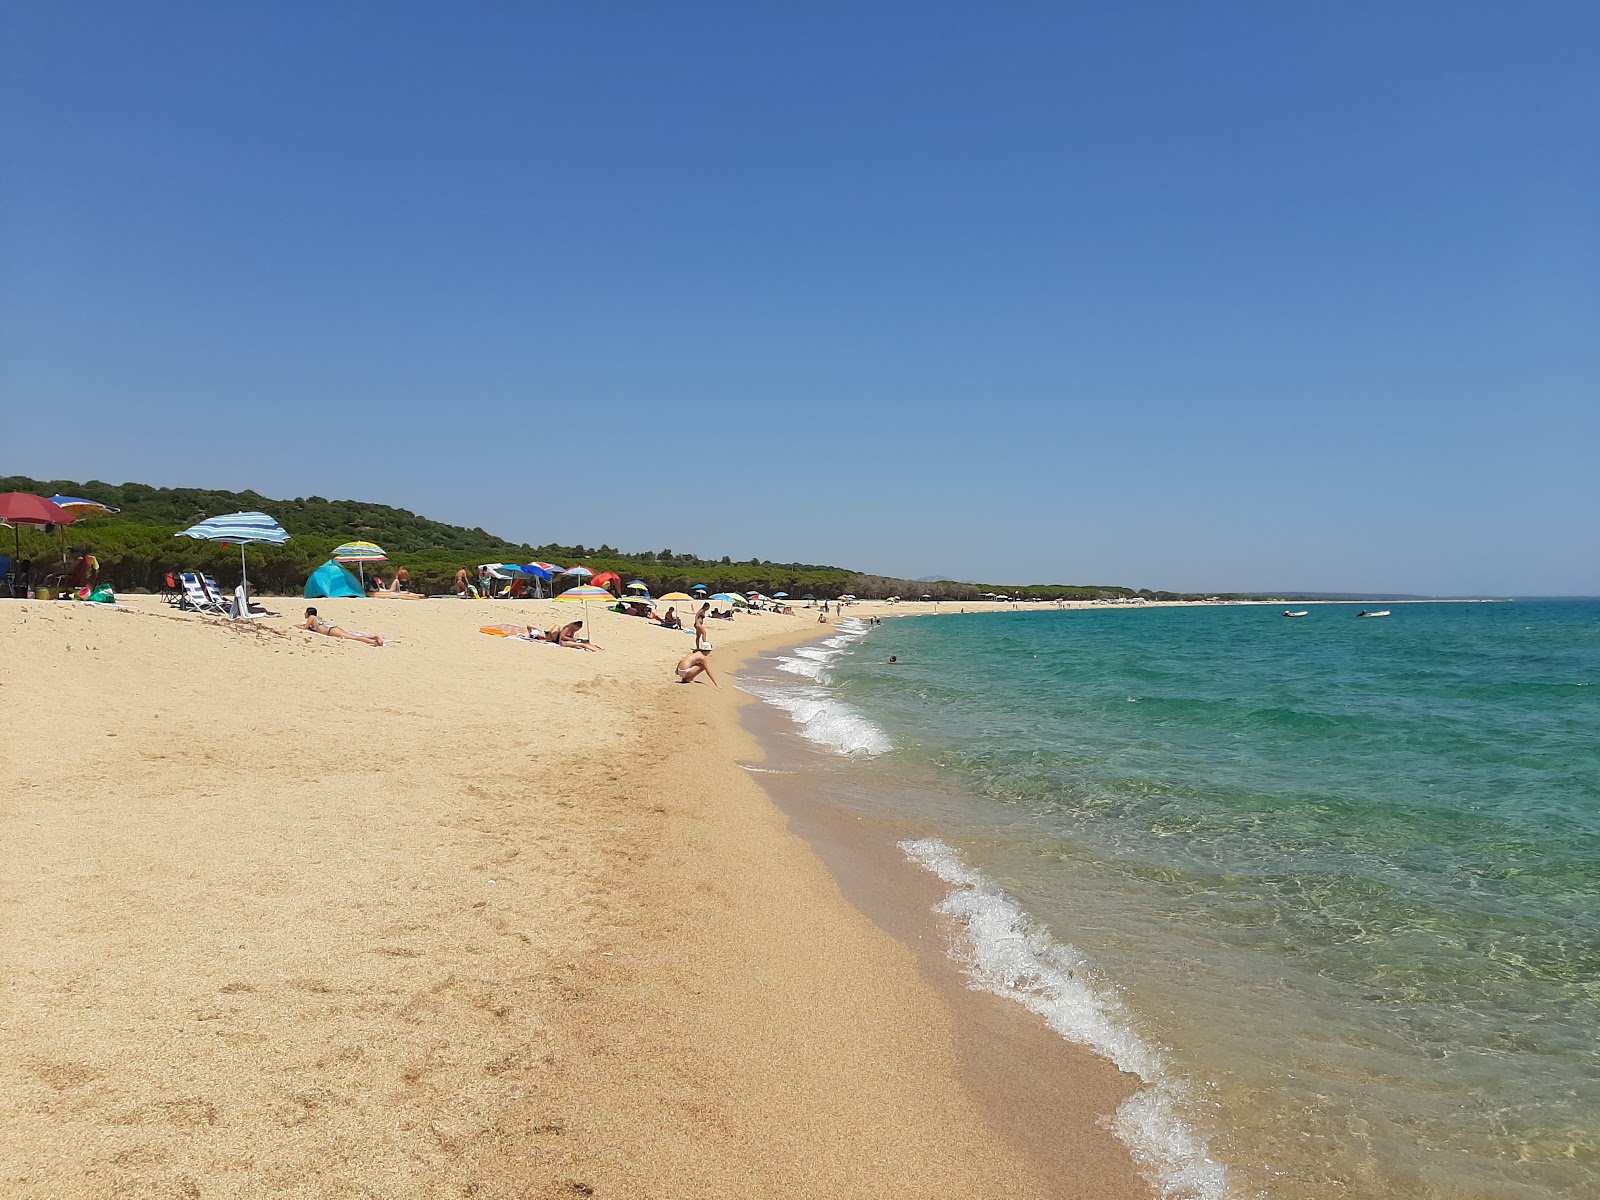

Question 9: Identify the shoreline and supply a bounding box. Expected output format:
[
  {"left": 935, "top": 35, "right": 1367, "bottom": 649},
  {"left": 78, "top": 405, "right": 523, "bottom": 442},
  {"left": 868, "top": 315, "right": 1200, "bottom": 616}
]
[
  {"left": 1, "top": 595, "right": 1148, "bottom": 1198},
  {"left": 721, "top": 622, "right": 1160, "bottom": 1197}
]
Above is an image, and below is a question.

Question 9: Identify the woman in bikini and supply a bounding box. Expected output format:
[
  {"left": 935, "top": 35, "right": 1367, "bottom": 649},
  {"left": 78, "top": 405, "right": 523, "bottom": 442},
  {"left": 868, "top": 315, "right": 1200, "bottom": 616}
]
[
  {"left": 299, "top": 607, "right": 385, "bottom": 646},
  {"left": 529, "top": 620, "right": 598, "bottom": 651},
  {"left": 694, "top": 603, "right": 712, "bottom": 651},
  {"left": 674, "top": 648, "right": 717, "bottom": 687}
]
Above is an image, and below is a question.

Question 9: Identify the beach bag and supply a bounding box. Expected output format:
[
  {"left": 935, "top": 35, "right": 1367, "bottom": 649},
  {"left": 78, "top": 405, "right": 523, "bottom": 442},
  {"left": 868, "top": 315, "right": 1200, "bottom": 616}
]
[{"left": 89, "top": 583, "right": 116, "bottom": 604}]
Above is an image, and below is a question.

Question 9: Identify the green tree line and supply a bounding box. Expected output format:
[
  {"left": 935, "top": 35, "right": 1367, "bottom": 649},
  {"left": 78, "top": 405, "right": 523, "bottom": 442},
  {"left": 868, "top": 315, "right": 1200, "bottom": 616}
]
[{"left": 2, "top": 476, "right": 1224, "bottom": 601}]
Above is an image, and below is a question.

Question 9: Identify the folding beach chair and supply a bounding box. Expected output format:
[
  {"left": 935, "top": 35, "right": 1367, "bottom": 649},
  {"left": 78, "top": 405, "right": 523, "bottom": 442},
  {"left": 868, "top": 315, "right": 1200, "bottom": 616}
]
[
  {"left": 160, "top": 571, "right": 182, "bottom": 606},
  {"left": 177, "top": 572, "right": 229, "bottom": 615},
  {"left": 201, "top": 575, "right": 233, "bottom": 611}
]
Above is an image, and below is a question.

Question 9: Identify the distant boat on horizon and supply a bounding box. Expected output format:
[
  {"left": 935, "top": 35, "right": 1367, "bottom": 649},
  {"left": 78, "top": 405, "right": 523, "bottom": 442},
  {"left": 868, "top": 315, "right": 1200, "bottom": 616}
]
[
  {"left": 1357, "top": 610, "right": 1392, "bottom": 618},
  {"left": 1283, "top": 610, "right": 1310, "bottom": 618}
]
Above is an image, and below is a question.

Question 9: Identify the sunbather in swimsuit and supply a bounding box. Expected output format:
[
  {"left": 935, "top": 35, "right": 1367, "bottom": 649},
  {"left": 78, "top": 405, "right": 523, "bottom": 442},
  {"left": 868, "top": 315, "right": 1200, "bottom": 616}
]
[
  {"left": 299, "top": 607, "right": 385, "bottom": 646},
  {"left": 531, "top": 620, "right": 599, "bottom": 651}
]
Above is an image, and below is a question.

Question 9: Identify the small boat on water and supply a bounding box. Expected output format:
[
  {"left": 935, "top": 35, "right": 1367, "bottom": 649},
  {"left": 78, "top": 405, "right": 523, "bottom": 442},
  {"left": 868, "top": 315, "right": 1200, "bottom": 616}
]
[
  {"left": 1356, "top": 610, "right": 1392, "bottom": 618},
  {"left": 1283, "top": 610, "right": 1309, "bottom": 618}
]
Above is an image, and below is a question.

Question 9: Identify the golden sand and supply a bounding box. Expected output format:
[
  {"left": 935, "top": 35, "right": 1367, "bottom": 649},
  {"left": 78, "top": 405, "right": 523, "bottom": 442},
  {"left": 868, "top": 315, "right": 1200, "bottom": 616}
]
[{"left": 2, "top": 595, "right": 1151, "bottom": 1198}]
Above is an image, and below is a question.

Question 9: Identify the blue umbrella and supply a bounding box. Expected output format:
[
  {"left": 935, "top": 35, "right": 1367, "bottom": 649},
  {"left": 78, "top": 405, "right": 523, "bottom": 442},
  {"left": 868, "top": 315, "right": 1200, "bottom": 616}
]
[
  {"left": 175, "top": 511, "right": 290, "bottom": 613},
  {"left": 521, "top": 564, "right": 554, "bottom": 580},
  {"left": 690, "top": 583, "right": 708, "bottom": 591},
  {"left": 49, "top": 495, "right": 121, "bottom": 517},
  {"left": 774, "top": 592, "right": 789, "bottom": 598}
]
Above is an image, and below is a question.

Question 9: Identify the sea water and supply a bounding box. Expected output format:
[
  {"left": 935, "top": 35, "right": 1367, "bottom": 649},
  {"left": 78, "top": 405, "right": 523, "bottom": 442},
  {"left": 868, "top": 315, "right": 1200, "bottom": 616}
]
[{"left": 741, "top": 602, "right": 1600, "bottom": 1199}]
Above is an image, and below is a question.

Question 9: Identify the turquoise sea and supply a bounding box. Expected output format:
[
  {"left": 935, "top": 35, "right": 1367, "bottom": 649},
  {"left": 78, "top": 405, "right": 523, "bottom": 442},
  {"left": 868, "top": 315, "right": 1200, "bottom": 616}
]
[{"left": 744, "top": 600, "right": 1600, "bottom": 1200}]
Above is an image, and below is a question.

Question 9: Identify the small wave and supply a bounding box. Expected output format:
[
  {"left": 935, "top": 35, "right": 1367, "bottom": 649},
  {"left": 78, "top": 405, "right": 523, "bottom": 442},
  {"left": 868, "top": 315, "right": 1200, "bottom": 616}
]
[
  {"left": 743, "top": 681, "right": 892, "bottom": 756},
  {"left": 775, "top": 619, "right": 874, "bottom": 682},
  {"left": 776, "top": 645, "right": 834, "bottom": 681},
  {"left": 898, "top": 837, "right": 1232, "bottom": 1200}
]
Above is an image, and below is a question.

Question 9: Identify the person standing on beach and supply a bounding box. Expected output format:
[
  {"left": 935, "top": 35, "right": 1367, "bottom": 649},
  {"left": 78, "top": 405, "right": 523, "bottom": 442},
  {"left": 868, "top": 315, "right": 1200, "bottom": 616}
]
[{"left": 694, "top": 603, "right": 712, "bottom": 651}]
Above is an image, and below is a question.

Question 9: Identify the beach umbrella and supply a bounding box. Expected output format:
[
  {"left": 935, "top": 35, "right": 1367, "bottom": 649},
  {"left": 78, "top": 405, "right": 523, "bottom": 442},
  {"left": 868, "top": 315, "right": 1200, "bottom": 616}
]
[
  {"left": 774, "top": 592, "right": 788, "bottom": 599},
  {"left": 332, "top": 540, "right": 387, "bottom": 586},
  {"left": 554, "top": 582, "right": 614, "bottom": 634},
  {"left": 690, "top": 583, "right": 708, "bottom": 592},
  {"left": 711, "top": 592, "right": 749, "bottom": 606},
  {"left": 626, "top": 579, "right": 649, "bottom": 593},
  {"left": 47, "top": 496, "right": 117, "bottom": 561},
  {"left": 48, "top": 496, "right": 120, "bottom": 518},
  {"left": 517, "top": 563, "right": 555, "bottom": 597},
  {"left": 560, "top": 565, "right": 593, "bottom": 577},
  {"left": 591, "top": 570, "right": 622, "bottom": 595},
  {"left": 659, "top": 592, "right": 693, "bottom": 601},
  {"left": 0, "top": 492, "right": 76, "bottom": 563},
  {"left": 332, "top": 540, "right": 387, "bottom": 562},
  {"left": 175, "top": 511, "right": 289, "bottom": 615}
]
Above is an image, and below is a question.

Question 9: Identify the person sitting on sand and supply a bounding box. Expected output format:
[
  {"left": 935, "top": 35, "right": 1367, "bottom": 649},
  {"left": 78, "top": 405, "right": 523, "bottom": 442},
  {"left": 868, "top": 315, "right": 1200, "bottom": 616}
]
[
  {"left": 661, "top": 606, "right": 682, "bottom": 629},
  {"left": 530, "top": 620, "right": 598, "bottom": 651},
  {"left": 298, "top": 607, "right": 385, "bottom": 646},
  {"left": 44, "top": 549, "right": 98, "bottom": 595},
  {"left": 674, "top": 648, "right": 718, "bottom": 687},
  {"left": 390, "top": 567, "right": 412, "bottom": 592}
]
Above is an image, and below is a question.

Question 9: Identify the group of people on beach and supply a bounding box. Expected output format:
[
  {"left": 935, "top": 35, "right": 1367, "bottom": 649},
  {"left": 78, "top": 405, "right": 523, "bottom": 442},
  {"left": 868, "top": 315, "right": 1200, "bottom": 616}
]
[
  {"left": 298, "top": 596, "right": 724, "bottom": 686},
  {"left": 365, "top": 566, "right": 414, "bottom": 594}
]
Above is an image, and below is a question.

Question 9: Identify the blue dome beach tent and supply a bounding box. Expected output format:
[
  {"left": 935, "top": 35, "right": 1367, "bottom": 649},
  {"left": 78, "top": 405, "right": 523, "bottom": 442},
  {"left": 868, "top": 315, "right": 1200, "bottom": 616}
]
[{"left": 305, "top": 559, "right": 365, "bottom": 599}]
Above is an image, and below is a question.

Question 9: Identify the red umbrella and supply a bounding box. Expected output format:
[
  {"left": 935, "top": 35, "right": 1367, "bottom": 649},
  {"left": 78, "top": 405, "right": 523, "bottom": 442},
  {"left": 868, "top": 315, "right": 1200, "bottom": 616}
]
[
  {"left": 0, "top": 493, "right": 75, "bottom": 527},
  {"left": 0, "top": 492, "right": 75, "bottom": 560},
  {"left": 591, "top": 570, "right": 622, "bottom": 596}
]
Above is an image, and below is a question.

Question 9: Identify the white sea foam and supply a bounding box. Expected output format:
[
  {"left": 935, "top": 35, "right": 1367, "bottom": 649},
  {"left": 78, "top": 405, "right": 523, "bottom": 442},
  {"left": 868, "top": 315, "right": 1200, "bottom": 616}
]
[
  {"left": 743, "top": 681, "right": 892, "bottom": 756},
  {"left": 746, "top": 619, "right": 891, "bottom": 755},
  {"left": 776, "top": 644, "right": 833, "bottom": 681},
  {"left": 899, "top": 837, "right": 1233, "bottom": 1200}
]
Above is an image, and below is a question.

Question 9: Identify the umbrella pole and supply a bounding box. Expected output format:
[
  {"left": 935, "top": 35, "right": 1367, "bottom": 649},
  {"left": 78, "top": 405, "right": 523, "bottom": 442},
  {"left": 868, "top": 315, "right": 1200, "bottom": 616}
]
[{"left": 240, "top": 543, "right": 249, "bottom": 616}]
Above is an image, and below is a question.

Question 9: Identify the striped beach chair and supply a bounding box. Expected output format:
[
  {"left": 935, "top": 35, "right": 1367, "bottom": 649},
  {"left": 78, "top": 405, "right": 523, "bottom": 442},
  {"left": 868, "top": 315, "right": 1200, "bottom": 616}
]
[
  {"left": 201, "top": 575, "right": 233, "bottom": 611},
  {"left": 177, "top": 572, "right": 228, "bottom": 615}
]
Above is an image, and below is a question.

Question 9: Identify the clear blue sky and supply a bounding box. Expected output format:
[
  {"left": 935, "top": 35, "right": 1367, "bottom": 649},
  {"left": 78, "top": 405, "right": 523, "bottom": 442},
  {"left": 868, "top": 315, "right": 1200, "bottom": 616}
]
[{"left": 3, "top": 3, "right": 1595, "bottom": 594}]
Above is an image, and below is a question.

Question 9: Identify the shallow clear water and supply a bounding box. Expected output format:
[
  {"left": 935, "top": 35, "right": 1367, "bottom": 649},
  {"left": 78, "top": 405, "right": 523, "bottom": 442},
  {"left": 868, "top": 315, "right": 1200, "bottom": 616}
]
[{"left": 749, "top": 602, "right": 1600, "bottom": 1199}]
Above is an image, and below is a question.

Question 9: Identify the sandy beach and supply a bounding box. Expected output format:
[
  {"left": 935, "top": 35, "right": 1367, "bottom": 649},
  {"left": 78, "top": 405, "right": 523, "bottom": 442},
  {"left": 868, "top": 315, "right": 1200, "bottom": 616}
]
[{"left": 3, "top": 594, "right": 1153, "bottom": 1199}]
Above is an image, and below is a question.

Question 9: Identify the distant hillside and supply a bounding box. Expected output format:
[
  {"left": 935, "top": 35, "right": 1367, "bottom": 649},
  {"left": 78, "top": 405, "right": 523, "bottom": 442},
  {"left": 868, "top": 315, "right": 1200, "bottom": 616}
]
[{"left": 3, "top": 475, "right": 1213, "bottom": 601}]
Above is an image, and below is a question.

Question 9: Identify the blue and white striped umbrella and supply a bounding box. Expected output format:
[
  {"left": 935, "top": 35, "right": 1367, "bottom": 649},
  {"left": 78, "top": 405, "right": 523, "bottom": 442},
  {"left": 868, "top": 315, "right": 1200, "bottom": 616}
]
[
  {"left": 176, "top": 511, "right": 291, "bottom": 546},
  {"left": 175, "top": 511, "right": 290, "bottom": 615}
]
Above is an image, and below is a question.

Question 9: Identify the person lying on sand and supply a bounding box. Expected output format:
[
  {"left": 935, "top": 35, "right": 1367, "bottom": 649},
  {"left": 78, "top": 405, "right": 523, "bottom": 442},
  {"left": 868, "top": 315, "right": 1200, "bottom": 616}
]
[
  {"left": 529, "top": 620, "right": 599, "bottom": 651},
  {"left": 298, "top": 607, "right": 385, "bottom": 646},
  {"left": 674, "top": 649, "right": 717, "bottom": 687}
]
